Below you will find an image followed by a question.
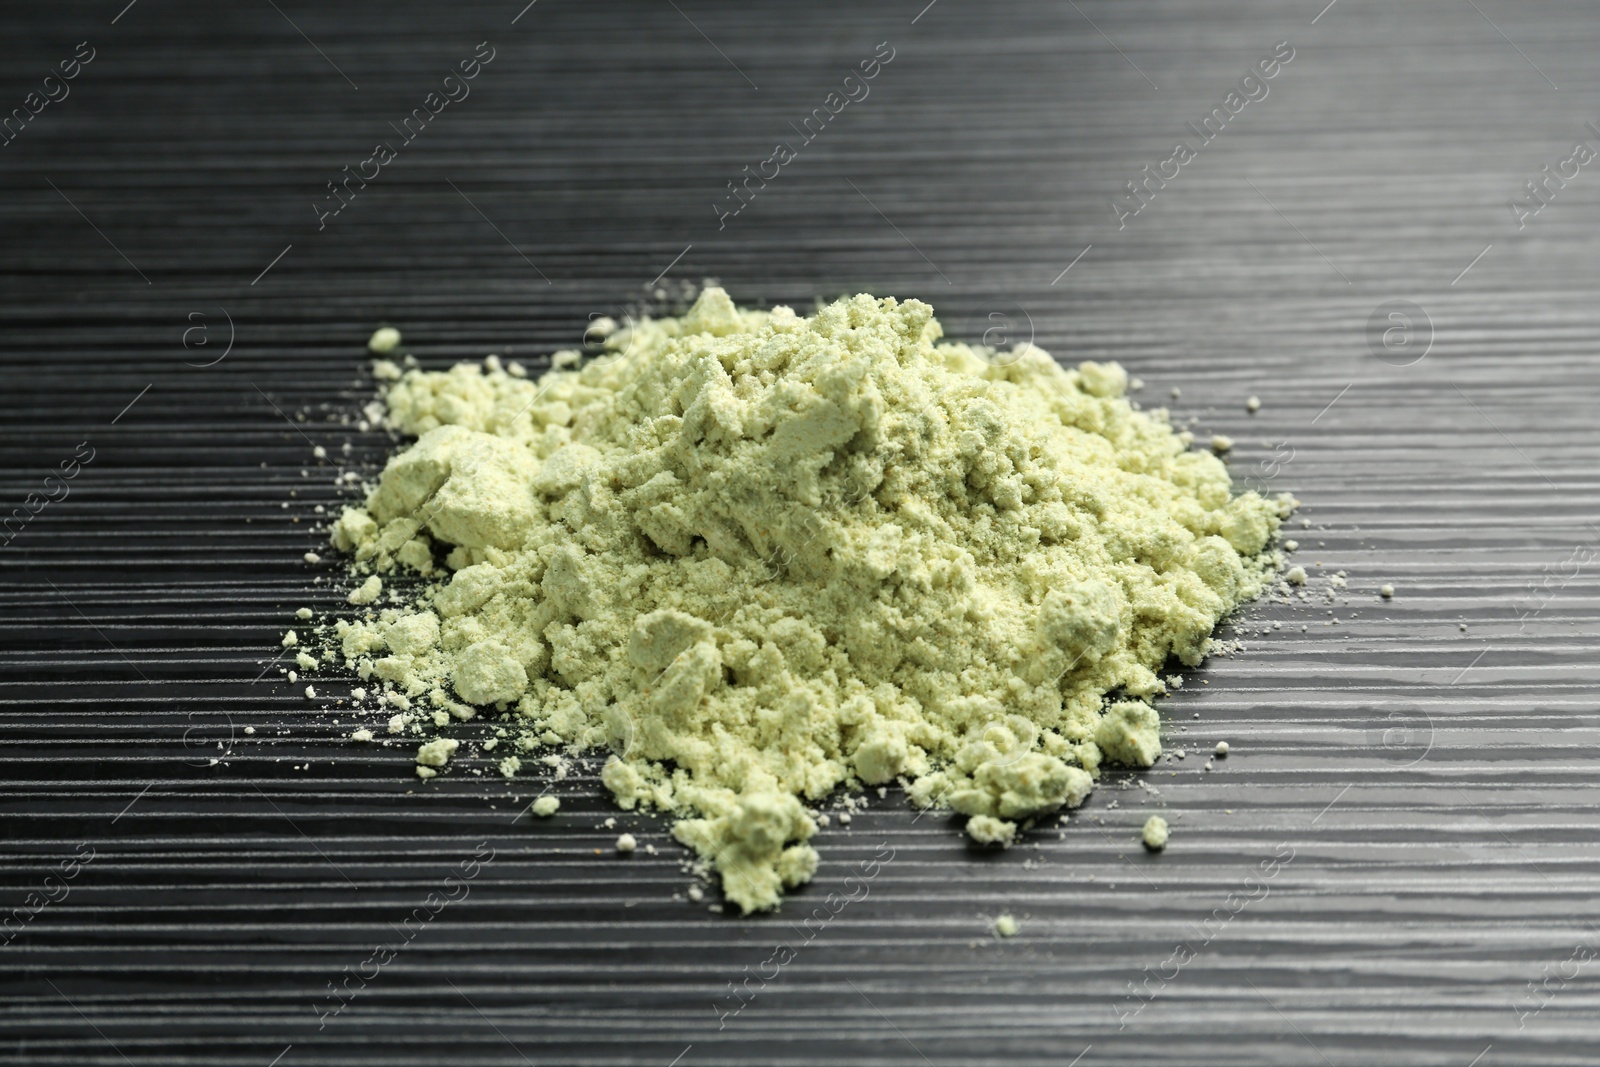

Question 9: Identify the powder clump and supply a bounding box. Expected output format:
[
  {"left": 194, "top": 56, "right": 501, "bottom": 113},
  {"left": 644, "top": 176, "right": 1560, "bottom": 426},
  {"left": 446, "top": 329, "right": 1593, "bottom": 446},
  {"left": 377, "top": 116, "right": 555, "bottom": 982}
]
[
  {"left": 416, "top": 737, "right": 458, "bottom": 769},
  {"left": 328, "top": 288, "right": 1291, "bottom": 913}
]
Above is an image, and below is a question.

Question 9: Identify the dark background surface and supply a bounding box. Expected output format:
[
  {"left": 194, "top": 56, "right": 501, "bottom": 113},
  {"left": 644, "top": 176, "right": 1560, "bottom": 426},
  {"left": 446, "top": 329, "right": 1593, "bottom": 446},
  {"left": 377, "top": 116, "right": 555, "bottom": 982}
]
[{"left": 3, "top": 1, "right": 1599, "bottom": 1064}]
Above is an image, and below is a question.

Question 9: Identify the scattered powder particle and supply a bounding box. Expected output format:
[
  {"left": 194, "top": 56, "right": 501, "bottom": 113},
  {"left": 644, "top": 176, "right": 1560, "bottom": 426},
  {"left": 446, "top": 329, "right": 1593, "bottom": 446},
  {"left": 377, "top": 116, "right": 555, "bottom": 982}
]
[
  {"left": 348, "top": 575, "right": 382, "bottom": 605},
  {"left": 304, "top": 685, "right": 316, "bottom": 699},
  {"left": 1284, "top": 539, "right": 1298, "bottom": 552},
  {"left": 320, "top": 288, "right": 1292, "bottom": 913},
  {"left": 281, "top": 630, "right": 298, "bottom": 648},
  {"left": 1210, "top": 434, "right": 1233, "bottom": 453},
  {"left": 688, "top": 885, "right": 705, "bottom": 903},
  {"left": 498, "top": 756, "right": 522, "bottom": 778},
  {"left": 838, "top": 812, "right": 852, "bottom": 825},
  {"left": 287, "top": 670, "right": 297, "bottom": 684},
  {"left": 415, "top": 766, "right": 436, "bottom": 779},
  {"left": 1215, "top": 741, "right": 1229, "bottom": 757},
  {"left": 966, "top": 815, "right": 1018, "bottom": 847},
  {"left": 994, "top": 914, "right": 1020, "bottom": 938},
  {"left": 604, "top": 817, "right": 617, "bottom": 829},
  {"left": 415, "top": 737, "right": 459, "bottom": 768},
  {"left": 616, "top": 833, "right": 638, "bottom": 853},
  {"left": 304, "top": 552, "right": 322, "bottom": 564},
  {"left": 295, "top": 651, "right": 317, "bottom": 670},
  {"left": 244, "top": 726, "right": 256, "bottom": 736},
  {"left": 387, "top": 713, "right": 406, "bottom": 733},
  {"left": 531, "top": 795, "right": 560, "bottom": 817},
  {"left": 1380, "top": 584, "right": 1394, "bottom": 598},
  {"left": 313, "top": 445, "right": 328, "bottom": 460},
  {"left": 295, "top": 607, "right": 313, "bottom": 620},
  {"left": 351, "top": 728, "right": 374, "bottom": 742},
  {"left": 352, "top": 687, "right": 367, "bottom": 701},
  {"left": 368, "top": 327, "right": 402, "bottom": 355},
  {"left": 1286, "top": 566, "right": 1308, "bottom": 586},
  {"left": 1246, "top": 396, "right": 1260, "bottom": 413},
  {"left": 1142, "top": 815, "right": 1170, "bottom": 851}
]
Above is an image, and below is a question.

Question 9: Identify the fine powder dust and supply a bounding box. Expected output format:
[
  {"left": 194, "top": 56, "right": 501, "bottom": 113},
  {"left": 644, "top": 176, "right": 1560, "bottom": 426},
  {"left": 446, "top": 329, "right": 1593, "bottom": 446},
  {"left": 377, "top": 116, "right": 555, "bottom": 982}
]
[{"left": 318, "top": 288, "right": 1294, "bottom": 913}]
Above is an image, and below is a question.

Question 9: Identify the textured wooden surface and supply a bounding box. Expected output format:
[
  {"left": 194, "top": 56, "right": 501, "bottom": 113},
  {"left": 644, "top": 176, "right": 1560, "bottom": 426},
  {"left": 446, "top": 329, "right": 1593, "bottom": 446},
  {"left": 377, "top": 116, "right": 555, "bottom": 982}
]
[{"left": 3, "top": 1, "right": 1599, "bottom": 1064}]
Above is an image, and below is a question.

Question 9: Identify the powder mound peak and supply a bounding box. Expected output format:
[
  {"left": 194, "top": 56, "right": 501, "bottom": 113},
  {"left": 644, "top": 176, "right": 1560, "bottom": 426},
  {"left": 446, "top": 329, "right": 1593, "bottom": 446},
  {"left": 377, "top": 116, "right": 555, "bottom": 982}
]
[{"left": 329, "top": 287, "right": 1293, "bottom": 913}]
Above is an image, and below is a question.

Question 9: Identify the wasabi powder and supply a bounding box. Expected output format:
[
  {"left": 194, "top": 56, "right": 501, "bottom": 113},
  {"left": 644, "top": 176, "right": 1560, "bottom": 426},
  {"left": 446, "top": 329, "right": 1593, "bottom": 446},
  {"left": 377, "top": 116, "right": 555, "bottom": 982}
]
[{"left": 323, "top": 288, "right": 1292, "bottom": 912}]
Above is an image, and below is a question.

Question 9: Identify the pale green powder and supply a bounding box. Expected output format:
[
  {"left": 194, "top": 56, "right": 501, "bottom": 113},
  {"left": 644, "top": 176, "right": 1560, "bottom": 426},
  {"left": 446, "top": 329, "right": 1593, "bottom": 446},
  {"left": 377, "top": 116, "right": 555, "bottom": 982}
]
[
  {"left": 323, "top": 288, "right": 1292, "bottom": 912},
  {"left": 416, "top": 736, "right": 458, "bottom": 768}
]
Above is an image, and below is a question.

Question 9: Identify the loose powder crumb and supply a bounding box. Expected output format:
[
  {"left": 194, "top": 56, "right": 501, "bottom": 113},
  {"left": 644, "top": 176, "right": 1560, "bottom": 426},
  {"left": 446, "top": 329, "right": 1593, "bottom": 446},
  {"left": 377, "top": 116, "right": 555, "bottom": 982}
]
[
  {"left": 368, "top": 327, "right": 402, "bottom": 355},
  {"left": 994, "top": 914, "right": 1020, "bottom": 938},
  {"left": 1142, "top": 815, "right": 1170, "bottom": 851},
  {"left": 324, "top": 288, "right": 1292, "bottom": 912},
  {"left": 1380, "top": 583, "right": 1394, "bottom": 598},
  {"left": 616, "top": 833, "right": 637, "bottom": 853},
  {"left": 415, "top": 737, "right": 458, "bottom": 768},
  {"left": 531, "top": 795, "right": 560, "bottom": 817},
  {"left": 1214, "top": 741, "right": 1229, "bottom": 757},
  {"left": 348, "top": 575, "right": 382, "bottom": 605}
]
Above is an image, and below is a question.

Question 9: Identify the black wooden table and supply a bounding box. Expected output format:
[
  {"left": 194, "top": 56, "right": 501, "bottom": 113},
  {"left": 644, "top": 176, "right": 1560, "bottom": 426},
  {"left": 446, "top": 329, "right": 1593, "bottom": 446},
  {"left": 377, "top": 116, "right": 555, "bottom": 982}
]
[{"left": 3, "top": 1, "right": 1598, "bottom": 1063}]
